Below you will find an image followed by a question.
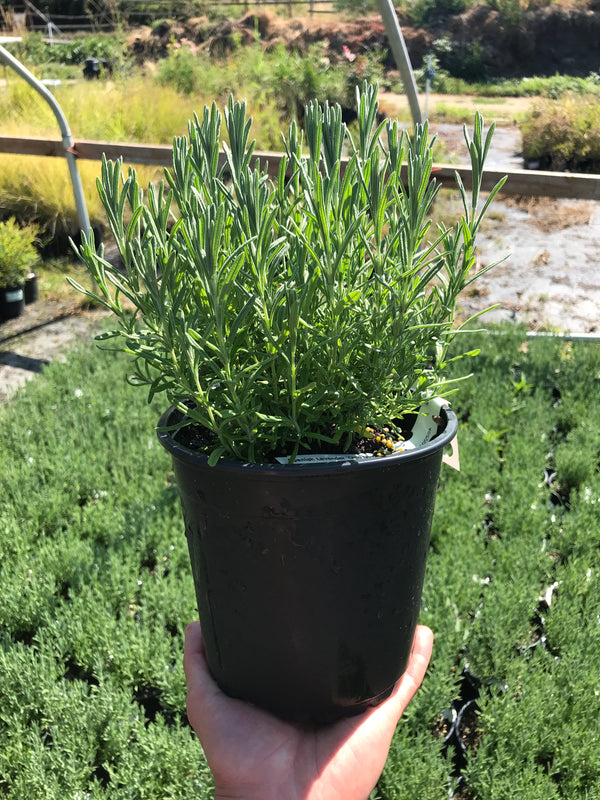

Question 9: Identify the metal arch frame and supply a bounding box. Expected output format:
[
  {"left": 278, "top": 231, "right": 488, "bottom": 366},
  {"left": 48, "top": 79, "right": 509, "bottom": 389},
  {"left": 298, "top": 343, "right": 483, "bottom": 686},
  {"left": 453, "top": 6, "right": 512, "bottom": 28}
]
[
  {"left": 0, "top": 37, "right": 91, "bottom": 238},
  {"left": 375, "top": 0, "right": 423, "bottom": 126}
]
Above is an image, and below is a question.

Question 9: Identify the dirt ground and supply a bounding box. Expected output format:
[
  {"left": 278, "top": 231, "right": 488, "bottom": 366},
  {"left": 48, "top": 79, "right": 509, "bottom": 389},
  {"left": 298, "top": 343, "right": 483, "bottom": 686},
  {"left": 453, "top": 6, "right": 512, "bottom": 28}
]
[
  {"left": 0, "top": 301, "right": 109, "bottom": 403},
  {"left": 437, "top": 128, "right": 600, "bottom": 335},
  {"left": 378, "top": 91, "right": 535, "bottom": 124},
  {"left": 461, "top": 193, "right": 600, "bottom": 333},
  {"left": 382, "top": 95, "right": 600, "bottom": 335}
]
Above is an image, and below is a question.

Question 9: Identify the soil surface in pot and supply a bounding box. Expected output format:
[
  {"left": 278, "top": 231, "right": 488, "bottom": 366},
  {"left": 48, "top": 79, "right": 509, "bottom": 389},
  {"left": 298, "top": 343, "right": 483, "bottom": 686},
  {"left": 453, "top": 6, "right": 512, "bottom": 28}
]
[{"left": 174, "top": 418, "right": 415, "bottom": 463}]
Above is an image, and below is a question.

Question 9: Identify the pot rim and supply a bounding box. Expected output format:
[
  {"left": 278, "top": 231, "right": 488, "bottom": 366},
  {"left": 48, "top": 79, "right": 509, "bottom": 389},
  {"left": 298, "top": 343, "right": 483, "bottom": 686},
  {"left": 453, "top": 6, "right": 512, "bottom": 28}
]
[{"left": 157, "top": 405, "right": 458, "bottom": 476}]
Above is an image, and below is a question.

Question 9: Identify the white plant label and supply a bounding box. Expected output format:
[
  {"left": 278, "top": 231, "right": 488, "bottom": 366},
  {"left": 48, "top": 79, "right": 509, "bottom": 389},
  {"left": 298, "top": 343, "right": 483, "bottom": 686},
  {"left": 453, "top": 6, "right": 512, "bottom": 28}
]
[
  {"left": 5, "top": 289, "right": 23, "bottom": 302},
  {"left": 276, "top": 397, "right": 460, "bottom": 469},
  {"left": 275, "top": 452, "right": 375, "bottom": 465}
]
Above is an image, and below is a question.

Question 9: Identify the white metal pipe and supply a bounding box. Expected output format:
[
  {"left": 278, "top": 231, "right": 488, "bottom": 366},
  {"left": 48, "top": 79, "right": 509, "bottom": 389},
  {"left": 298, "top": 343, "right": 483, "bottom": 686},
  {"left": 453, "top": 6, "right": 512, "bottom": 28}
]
[
  {"left": 487, "top": 330, "right": 600, "bottom": 343},
  {"left": 0, "top": 43, "right": 91, "bottom": 238},
  {"left": 374, "top": 0, "right": 423, "bottom": 126},
  {"left": 24, "top": 0, "right": 63, "bottom": 36},
  {"left": 525, "top": 331, "right": 600, "bottom": 342}
]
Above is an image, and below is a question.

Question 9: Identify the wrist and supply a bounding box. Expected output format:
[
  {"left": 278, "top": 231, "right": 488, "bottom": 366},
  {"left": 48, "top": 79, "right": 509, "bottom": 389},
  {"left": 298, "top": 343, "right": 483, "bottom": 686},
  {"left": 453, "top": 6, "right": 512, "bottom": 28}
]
[
  {"left": 214, "top": 787, "right": 262, "bottom": 800},
  {"left": 215, "top": 793, "right": 245, "bottom": 800},
  {"left": 214, "top": 785, "right": 284, "bottom": 800}
]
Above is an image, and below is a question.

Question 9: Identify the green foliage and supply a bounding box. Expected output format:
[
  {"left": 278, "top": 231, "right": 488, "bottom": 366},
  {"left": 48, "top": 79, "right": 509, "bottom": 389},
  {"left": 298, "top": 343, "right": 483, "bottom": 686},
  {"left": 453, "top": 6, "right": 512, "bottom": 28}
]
[
  {"left": 12, "top": 32, "right": 126, "bottom": 68},
  {"left": 518, "top": 72, "right": 600, "bottom": 99},
  {"left": 406, "top": 70, "right": 600, "bottom": 99},
  {"left": 267, "top": 42, "right": 359, "bottom": 120},
  {"left": 1, "top": 329, "right": 600, "bottom": 796},
  {"left": 406, "top": 0, "right": 474, "bottom": 28},
  {"left": 48, "top": 34, "right": 125, "bottom": 66},
  {"left": 0, "top": 345, "right": 213, "bottom": 798},
  {"left": 150, "top": 38, "right": 600, "bottom": 107},
  {"left": 433, "top": 35, "right": 489, "bottom": 82},
  {"left": 154, "top": 39, "right": 384, "bottom": 125},
  {"left": 9, "top": 32, "right": 48, "bottom": 66},
  {"left": 554, "top": 421, "right": 600, "bottom": 495},
  {"left": 73, "top": 85, "right": 505, "bottom": 463},
  {"left": 487, "top": 0, "right": 526, "bottom": 30},
  {"left": 0, "top": 217, "right": 39, "bottom": 288},
  {"left": 378, "top": 727, "right": 450, "bottom": 798},
  {"left": 520, "top": 94, "right": 600, "bottom": 171},
  {"left": 155, "top": 41, "right": 204, "bottom": 95}
]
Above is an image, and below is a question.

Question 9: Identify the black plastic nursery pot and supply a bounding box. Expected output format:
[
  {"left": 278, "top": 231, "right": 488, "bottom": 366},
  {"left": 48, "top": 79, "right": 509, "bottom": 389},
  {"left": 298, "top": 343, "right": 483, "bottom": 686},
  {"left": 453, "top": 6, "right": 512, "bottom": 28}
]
[
  {"left": 0, "top": 285, "right": 25, "bottom": 321},
  {"left": 158, "top": 406, "right": 458, "bottom": 723},
  {"left": 24, "top": 273, "right": 39, "bottom": 305}
]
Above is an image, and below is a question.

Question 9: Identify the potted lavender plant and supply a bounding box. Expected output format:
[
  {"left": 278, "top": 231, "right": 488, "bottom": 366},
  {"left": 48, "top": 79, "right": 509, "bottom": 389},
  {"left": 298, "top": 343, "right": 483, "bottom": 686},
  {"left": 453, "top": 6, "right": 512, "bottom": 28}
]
[{"left": 72, "top": 83, "right": 505, "bottom": 722}]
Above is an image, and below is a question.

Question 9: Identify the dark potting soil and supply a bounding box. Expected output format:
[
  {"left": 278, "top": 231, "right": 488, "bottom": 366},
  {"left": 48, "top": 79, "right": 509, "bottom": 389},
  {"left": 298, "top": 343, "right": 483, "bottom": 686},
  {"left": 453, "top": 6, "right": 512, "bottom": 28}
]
[{"left": 173, "top": 418, "right": 413, "bottom": 463}]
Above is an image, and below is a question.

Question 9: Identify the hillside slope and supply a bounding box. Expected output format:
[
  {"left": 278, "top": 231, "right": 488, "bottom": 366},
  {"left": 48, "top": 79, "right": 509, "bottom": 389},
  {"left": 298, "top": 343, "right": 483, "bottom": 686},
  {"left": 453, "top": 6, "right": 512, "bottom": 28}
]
[{"left": 127, "top": 5, "right": 600, "bottom": 79}]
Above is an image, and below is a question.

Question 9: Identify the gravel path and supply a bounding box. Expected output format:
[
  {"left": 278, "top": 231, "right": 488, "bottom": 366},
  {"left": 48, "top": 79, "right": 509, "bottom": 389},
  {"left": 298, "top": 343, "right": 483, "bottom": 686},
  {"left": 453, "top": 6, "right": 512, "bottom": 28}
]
[
  {"left": 433, "top": 123, "right": 600, "bottom": 335},
  {"left": 0, "top": 302, "right": 109, "bottom": 403}
]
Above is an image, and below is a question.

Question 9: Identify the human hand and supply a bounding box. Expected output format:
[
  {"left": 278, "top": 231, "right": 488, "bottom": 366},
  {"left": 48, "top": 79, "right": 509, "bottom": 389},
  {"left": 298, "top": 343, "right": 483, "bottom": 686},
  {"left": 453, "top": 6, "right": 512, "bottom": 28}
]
[{"left": 183, "top": 622, "right": 433, "bottom": 800}]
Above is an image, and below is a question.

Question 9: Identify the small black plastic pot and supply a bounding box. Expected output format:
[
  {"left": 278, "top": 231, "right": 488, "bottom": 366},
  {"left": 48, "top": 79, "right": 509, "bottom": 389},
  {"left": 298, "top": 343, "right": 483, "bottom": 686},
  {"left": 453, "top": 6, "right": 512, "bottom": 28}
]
[
  {"left": 24, "top": 273, "right": 39, "bottom": 304},
  {"left": 83, "top": 58, "right": 100, "bottom": 80},
  {"left": 0, "top": 285, "right": 25, "bottom": 321},
  {"left": 158, "top": 406, "right": 457, "bottom": 723}
]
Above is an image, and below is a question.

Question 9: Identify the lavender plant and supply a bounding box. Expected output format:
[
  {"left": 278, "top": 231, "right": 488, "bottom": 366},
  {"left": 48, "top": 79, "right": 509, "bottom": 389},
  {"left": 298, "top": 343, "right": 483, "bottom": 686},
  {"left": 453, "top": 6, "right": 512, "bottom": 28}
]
[{"left": 72, "top": 82, "right": 505, "bottom": 464}]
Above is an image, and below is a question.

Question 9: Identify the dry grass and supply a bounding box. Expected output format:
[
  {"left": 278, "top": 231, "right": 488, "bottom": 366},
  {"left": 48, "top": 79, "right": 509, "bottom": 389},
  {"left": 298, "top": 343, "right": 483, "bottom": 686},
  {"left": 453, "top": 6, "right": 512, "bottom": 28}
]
[
  {"left": 0, "top": 78, "right": 225, "bottom": 236},
  {"left": 0, "top": 153, "right": 163, "bottom": 236},
  {"left": 0, "top": 72, "right": 297, "bottom": 238},
  {"left": 0, "top": 77, "right": 204, "bottom": 142},
  {"left": 378, "top": 91, "right": 535, "bottom": 126}
]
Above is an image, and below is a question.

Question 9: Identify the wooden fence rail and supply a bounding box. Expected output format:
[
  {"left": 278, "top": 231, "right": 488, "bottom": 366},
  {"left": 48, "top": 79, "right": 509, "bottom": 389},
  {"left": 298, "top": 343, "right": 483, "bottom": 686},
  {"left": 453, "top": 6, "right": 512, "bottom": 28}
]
[{"left": 2, "top": 134, "right": 600, "bottom": 201}]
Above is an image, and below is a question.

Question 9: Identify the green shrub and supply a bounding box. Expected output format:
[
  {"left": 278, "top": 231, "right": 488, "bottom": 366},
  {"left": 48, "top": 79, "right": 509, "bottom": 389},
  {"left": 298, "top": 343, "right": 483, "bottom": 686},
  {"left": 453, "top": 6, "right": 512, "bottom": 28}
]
[
  {"left": 407, "top": 0, "right": 474, "bottom": 28},
  {"left": 12, "top": 32, "right": 126, "bottom": 68},
  {"left": 0, "top": 217, "right": 39, "bottom": 288},
  {"left": 433, "top": 36, "right": 488, "bottom": 82},
  {"left": 155, "top": 41, "right": 207, "bottom": 96},
  {"left": 523, "top": 73, "right": 600, "bottom": 99},
  {"left": 9, "top": 32, "right": 49, "bottom": 66},
  {"left": 554, "top": 422, "right": 600, "bottom": 496},
  {"left": 2, "top": 327, "right": 600, "bottom": 797},
  {"left": 154, "top": 40, "right": 383, "bottom": 123},
  {"left": 487, "top": 0, "right": 526, "bottom": 30},
  {"left": 268, "top": 42, "right": 353, "bottom": 118},
  {"left": 520, "top": 94, "right": 600, "bottom": 171},
  {"left": 48, "top": 35, "right": 125, "bottom": 66}
]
